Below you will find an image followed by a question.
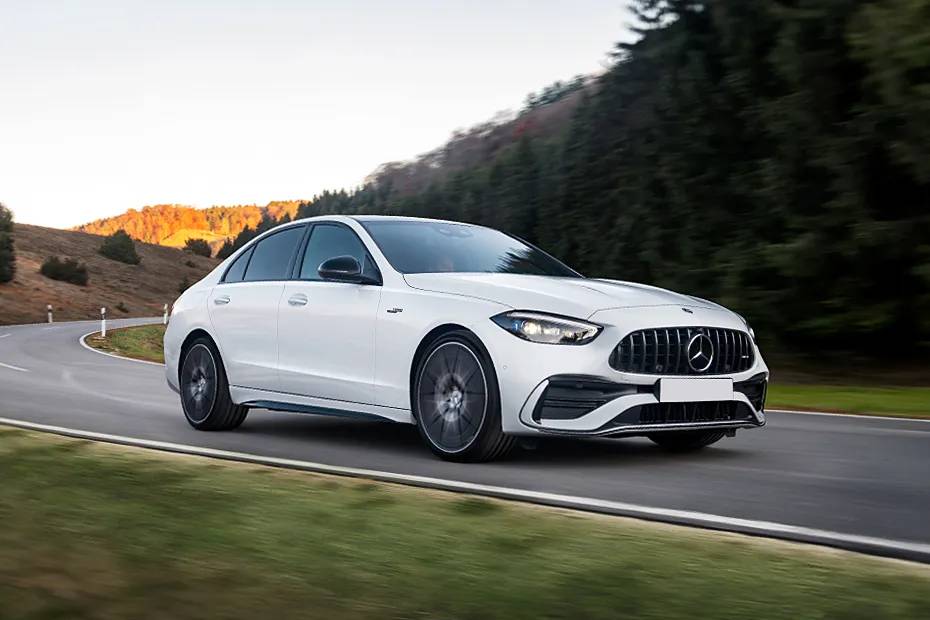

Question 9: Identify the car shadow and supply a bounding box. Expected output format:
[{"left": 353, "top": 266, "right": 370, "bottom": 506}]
[
  {"left": 236, "top": 410, "right": 750, "bottom": 467},
  {"left": 512, "top": 436, "right": 750, "bottom": 467},
  {"left": 238, "top": 412, "right": 423, "bottom": 449}
]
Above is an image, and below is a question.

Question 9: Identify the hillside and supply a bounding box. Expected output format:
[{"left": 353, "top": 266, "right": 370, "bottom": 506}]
[
  {"left": 0, "top": 224, "right": 218, "bottom": 325},
  {"left": 75, "top": 201, "right": 302, "bottom": 253}
]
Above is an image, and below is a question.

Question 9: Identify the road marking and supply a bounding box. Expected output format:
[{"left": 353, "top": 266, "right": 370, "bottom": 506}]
[
  {"left": 0, "top": 361, "right": 28, "bottom": 372},
  {"left": 0, "top": 416, "right": 927, "bottom": 563},
  {"left": 0, "top": 333, "right": 11, "bottom": 339},
  {"left": 78, "top": 331, "right": 165, "bottom": 367}
]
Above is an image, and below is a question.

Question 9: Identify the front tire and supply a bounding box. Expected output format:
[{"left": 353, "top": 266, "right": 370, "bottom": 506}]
[
  {"left": 179, "top": 338, "right": 248, "bottom": 431},
  {"left": 412, "top": 331, "right": 513, "bottom": 462},
  {"left": 647, "top": 430, "right": 725, "bottom": 451}
]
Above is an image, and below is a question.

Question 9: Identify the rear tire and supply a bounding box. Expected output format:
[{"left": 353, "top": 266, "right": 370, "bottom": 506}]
[
  {"left": 647, "top": 430, "right": 725, "bottom": 451},
  {"left": 179, "top": 338, "right": 248, "bottom": 431},
  {"left": 412, "top": 330, "right": 513, "bottom": 462}
]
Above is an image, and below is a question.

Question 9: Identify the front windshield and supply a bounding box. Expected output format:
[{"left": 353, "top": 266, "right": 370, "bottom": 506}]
[{"left": 362, "top": 220, "right": 581, "bottom": 277}]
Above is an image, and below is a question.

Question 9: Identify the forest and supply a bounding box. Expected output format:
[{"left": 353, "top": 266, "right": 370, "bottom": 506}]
[{"left": 76, "top": 201, "right": 302, "bottom": 247}]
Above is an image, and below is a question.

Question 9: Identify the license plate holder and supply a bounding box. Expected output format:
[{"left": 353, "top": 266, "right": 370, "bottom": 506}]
[{"left": 659, "top": 378, "right": 733, "bottom": 403}]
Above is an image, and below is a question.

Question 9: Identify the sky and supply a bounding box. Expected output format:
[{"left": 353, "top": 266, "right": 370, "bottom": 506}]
[{"left": 1, "top": 0, "right": 629, "bottom": 228}]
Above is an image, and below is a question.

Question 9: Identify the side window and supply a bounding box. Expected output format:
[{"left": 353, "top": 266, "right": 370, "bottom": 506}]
[
  {"left": 222, "top": 246, "right": 253, "bottom": 283},
  {"left": 299, "top": 224, "right": 376, "bottom": 281},
  {"left": 243, "top": 226, "right": 305, "bottom": 282}
]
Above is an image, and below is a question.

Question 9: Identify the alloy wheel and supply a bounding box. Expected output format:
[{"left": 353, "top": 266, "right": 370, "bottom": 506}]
[
  {"left": 181, "top": 343, "right": 218, "bottom": 423},
  {"left": 416, "top": 342, "right": 488, "bottom": 453}
]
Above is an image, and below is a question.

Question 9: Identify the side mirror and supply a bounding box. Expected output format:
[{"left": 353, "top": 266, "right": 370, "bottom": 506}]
[{"left": 318, "top": 255, "right": 379, "bottom": 285}]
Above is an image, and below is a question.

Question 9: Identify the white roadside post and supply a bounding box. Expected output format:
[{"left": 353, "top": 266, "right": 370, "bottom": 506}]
[
  {"left": 163, "top": 303, "right": 169, "bottom": 325},
  {"left": 100, "top": 307, "right": 107, "bottom": 338},
  {"left": 46, "top": 304, "right": 53, "bottom": 324}
]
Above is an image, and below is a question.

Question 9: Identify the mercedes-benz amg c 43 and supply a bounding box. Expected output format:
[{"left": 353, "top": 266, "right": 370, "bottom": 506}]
[{"left": 165, "top": 216, "right": 768, "bottom": 461}]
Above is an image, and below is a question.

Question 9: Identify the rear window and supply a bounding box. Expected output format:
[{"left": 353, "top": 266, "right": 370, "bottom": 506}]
[{"left": 243, "top": 226, "right": 305, "bottom": 281}]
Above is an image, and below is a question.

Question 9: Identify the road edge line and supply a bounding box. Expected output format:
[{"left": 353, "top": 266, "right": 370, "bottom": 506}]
[
  {"left": 0, "top": 416, "right": 927, "bottom": 564},
  {"left": 79, "top": 330, "right": 165, "bottom": 367}
]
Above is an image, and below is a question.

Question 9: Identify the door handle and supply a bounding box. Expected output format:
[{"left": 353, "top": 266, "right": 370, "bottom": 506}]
[
  {"left": 214, "top": 295, "right": 230, "bottom": 305},
  {"left": 288, "top": 293, "right": 309, "bottom": 307}
]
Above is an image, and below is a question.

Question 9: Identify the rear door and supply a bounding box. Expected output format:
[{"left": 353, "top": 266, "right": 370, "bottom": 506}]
[
  {"left": 208, "top": 225, "right": 307, "bottom": 391},
  {"left": 277, "top": 222, "right": 382, "bottom": 403}
]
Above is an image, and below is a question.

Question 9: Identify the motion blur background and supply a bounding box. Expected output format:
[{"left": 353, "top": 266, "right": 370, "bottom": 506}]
[
  {"left": 167, "top": 0, "right": 930, "bottom": 365},
  {"left": 2, "top": 0, "right": 929, "bottom": 363}
]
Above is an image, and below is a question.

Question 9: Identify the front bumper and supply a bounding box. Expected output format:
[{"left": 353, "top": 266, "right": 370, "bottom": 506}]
[
  {"left": 518, "top": 374, "right": 766, "bottom": 437},
  {"left": 477, "top": 304, "right": 770, "bottom": 437}
]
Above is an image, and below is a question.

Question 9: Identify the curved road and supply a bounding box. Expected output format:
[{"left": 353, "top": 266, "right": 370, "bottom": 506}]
[{"left": 1, "top": 319, "right": 928, "bottom": 561}]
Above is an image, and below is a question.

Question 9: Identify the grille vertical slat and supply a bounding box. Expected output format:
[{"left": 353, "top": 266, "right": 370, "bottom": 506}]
[
  {"left": 629, "top": 334, "right": 635, "bottom": 371},
  {"left": 722, "top": 329, "right": 730, "bottom": 372},
  {"left": 730, "top": 331, "right": 737, "bottom": 371},
  {"left": 652, "top": 329, "right": 659, "bottom": 372},
  {"left": 610, "top": 326, "right": 754, "bottom": 375},
  {"left": 664, "top": 329, "right": 672, "bottom": 374}
]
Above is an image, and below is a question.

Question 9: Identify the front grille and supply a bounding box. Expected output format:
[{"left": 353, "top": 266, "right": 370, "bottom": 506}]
[
  {"left": 609, "top": 327, "right": 754, "bottom": 375},
  {"left": 614, "top": 401, "right": 754, "bottom": 427}
]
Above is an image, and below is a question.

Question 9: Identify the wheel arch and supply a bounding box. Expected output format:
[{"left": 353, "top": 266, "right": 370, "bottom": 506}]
[
  {"left": 409, "top": 324, "right": 470, "bottom": 396},
  {"left": 408, "top": 323, "right": 495, "bottom": 403},
  {"left": 179, "top": 328, "right": 218, "bottom": 382}
]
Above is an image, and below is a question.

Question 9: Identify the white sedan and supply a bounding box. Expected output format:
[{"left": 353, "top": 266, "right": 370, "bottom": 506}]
[{"left": 165, "top": 216, "right": 768, "bottom": 461}]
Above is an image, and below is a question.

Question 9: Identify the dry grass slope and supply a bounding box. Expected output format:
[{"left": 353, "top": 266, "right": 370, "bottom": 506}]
[{"left": 0, "top": 224, "right": 218, "bottom": 325}]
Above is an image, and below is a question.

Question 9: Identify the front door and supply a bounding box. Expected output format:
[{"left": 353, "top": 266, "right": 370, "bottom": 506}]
[{"left": 277, "top": 223, "right": 382, "bottom": 404}]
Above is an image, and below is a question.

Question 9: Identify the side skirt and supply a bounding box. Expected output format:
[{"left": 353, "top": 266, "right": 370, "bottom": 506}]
[
  {"left": 244, "top": 400, "right": 388, "bottom": 422},
  {"left": 229, "top": 385, "right": 415, "bottom": 425}
]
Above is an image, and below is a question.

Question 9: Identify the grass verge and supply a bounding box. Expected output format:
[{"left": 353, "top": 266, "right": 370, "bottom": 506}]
[
  {"left": 85, "top": 323, "right": 166, "bottom": 363},
  {"left": 767, "top": 384, "right": 930, "bottom": 418},
  {"left": 0, "top": 426, "right": 928, "bottom": 619}
]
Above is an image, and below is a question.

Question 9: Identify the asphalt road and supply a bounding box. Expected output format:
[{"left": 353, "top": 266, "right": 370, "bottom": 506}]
[{"left": 1, "top": 318, "right": 928, "bottom": 560}]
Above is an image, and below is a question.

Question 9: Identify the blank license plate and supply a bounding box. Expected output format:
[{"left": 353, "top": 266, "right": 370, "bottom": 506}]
[{"left": 659, "top": 378, "right": 733, "bottom": 403}]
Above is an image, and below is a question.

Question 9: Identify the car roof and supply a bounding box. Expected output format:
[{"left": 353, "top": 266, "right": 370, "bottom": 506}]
[
  {"left": 285, "top": 214, "right": 478, "bottom": 227},
  {"left": 350, "top": 215, "right": 475, "bottom": 226}
]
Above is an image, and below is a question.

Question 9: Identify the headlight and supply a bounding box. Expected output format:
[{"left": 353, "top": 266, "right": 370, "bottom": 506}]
[{"left": 491, "top": 311, "right": 602, "bottom": 345}]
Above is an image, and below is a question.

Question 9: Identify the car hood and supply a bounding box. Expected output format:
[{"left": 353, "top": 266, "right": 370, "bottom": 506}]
[{"left": 402, "top": 273, "right": 717, "bottom": 318}]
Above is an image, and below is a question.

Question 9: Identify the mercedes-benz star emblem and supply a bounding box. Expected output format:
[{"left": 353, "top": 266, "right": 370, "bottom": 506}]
[{"left": 687, "top": 333, "right": 714, "bottom": 372}]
